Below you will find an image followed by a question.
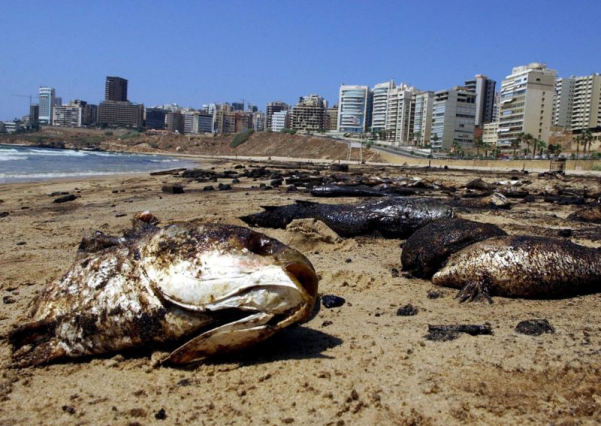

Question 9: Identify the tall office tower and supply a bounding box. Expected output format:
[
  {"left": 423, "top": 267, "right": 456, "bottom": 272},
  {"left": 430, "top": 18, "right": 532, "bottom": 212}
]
[
  {"left": 498, "top": 63, "right": 556, "bottom": 147},
  {"left": 290, "top": 95, "right": 327, "bottom": 132},
  {"left": 554, "top": 74, "right": 601, "bottom": 131},
  {"left": 465, "top": 75, "right": 496, "bottom": 127},
  {"left": 252, "top": 111, "right": 265, "bottom": 131},
  {"left": 431, "top": 87, "right": 476, "bottom": 150},
  {"left": 145, "top": 108, "right": 167, "bottom": 130},
  {"left": 371, "top": 80, "right": 394, "bottom": 131},
  {"left": 266, "top": 101, "right": 289, "bottom": 131},
  {"left": 29, "top": 104, "right": 39, "bottom": 124},
  {"left": 386, "top": 84, "right": 417, "bottom": 145},
  {"left": 105, "top": 76, "right": 128, "bottom": 102},
  {"left": 413, "top": 91, "right": 434, "bottom": 146},
  {"left": 38, "top": 87, "right": 56, "bottom": 125},
  {"left": 337, "top": 85, "right": 371, "bottom": 133},
  {"left": 232, "top": 102, "right": 244, "bottom": 111}
]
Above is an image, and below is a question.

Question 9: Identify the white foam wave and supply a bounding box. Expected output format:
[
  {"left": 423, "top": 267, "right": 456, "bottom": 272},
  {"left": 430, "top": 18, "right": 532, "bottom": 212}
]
[
  {"left": 0, "top": 155, "right": 26, "bottom": 161},
  {"left": 28, "top": 149, "right": 88, "bottom": 157}
]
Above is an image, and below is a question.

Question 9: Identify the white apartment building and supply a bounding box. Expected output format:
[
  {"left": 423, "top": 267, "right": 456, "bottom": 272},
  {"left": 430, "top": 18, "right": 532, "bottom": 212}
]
[
  {"left": 482, "top": 122, "right": 499, "bottom": 147},
  {"left": 413, "top": 91, "right": 434, "bottom": 146},
  {"left": 386, "top": 84, "right": 417, "bottom": 146},
  {"left": 53, "top": 103, "right": 83, "bottom": 127},
  {"left": 431, "top": 87, "right": 476, "bottom": 150},
  {"left": 553, "top": 77, "right": 575, "bottom": 128},
  {"left": 271, "top": 110, "right": 289, "bottom": 132},
  {"left": 569, "top": 74, "right": 601, "bottom": 130},
  {"left": 39, "top": 86, "right": 56, "bottom": 125},
  {"left": 370, "top": 80, "right": 393, "bottom": 131},
  {"left": 337, "top": 85, "right": 370, "bottom": 133},
  {"left": 498, "top": 63, "right": 557, "bottom": 147}
]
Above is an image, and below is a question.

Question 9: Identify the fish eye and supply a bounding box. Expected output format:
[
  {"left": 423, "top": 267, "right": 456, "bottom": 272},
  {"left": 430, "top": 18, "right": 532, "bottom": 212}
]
[{"left": 246, "top": 234, "right": 276, "bottom": 256}]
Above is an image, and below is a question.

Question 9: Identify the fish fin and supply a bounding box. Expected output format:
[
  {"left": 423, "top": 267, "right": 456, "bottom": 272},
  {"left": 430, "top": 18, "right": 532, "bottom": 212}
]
[
  {"left": 78, "top": 231, "right": 122, "bottom": 254},
  {"left": 457, "top": 281, "right": 493, "bottom": 304},
  {"left": 295, "top": 200, "right": 318, "bottom": 206},
  {"left": 163, "top": 312, "right": 276, "bottom": 365},
  {"left": 9, "top": 318, "right": 66, "bottom": 367}
]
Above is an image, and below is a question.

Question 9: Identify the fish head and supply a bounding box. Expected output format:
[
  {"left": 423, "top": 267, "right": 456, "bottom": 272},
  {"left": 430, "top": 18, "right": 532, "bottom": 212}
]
[{"left": 139, "top": 223, "right": 319, "bottom": 363}]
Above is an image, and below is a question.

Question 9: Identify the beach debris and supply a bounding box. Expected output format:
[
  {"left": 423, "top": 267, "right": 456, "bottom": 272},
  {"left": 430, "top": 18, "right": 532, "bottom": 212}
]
[
  {"left": 568, "top": 204, "right": 601, "bottom": 223},
  {"left": 150, "top": 168, "right": 187, "bottom": 176},
  {"left": 9, "top": 212, "right": 318, "bottom": 367},
  {"left": 396, "top": 304, "right": 418, "bottom": 316},
  {"left": 53, "top": 194, "right": 77, "bottom": 203},
  {"left": 322, "top": 295, "right": 345, "bottom": 308},
  {"left": 433, "top": 235, "right": 601, "bottom": 301},
  {"left": 401, "top": 218, "right": 507, "bottom": 279},
  {"left": 311, "top": 184, "right": 385, "bottom": 198},
  {"left": 0, "top": 212, "right": 9, "bottom": 218},
  {"left": 425, "top": 323, "right": 493, "bottom": 341},
  {"left": 161, "top": 184, "right": 184, "bottom": 194},
  {"left": 240, "top": 198, "right": 453, "bottom": 238},
  {"left": 427, "top": 290, "right": 443, "bottom": 299},
  {"left": 466, "top": 178, "right": 490, "bottom": 191},
  {"left": 558, "top": 229, "right": 572, "bottom": 237},
  {"left": 203, "top": 185, "right": 215, "bottom": 191},
  {"left": 515, "top": 319, "right": 555, "bottom": 336}
]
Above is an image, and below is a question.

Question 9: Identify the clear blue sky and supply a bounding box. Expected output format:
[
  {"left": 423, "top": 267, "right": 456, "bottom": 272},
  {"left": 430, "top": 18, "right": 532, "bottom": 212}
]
[{"left": 1, "top": 0, "right": 600, "bottom": 120}]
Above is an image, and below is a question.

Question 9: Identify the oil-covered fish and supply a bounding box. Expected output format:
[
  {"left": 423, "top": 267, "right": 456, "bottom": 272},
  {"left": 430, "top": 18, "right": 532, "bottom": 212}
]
[
  {"left": 240, "top": 198, "right": 453, "bottom": 238},
  {"left": 432, "top": 235, "right": 601, "bottom": 302},
  {"left": 401, "top": 218, "right": 507, "bottom": 278},
  {"left": 10, "top": 212, "right": 318, "bottom": 367}
]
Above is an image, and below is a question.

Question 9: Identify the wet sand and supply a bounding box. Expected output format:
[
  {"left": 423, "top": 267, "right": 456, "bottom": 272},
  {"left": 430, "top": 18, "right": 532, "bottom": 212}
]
[{"left": 1, "top": 158, "right": 600, "bottom": 425}]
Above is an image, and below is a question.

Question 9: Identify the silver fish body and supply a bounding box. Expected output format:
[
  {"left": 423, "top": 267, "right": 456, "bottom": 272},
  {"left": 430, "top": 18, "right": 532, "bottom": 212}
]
[
  {"left": 432, "top": 235, "right": 601, "bottom": 300},
  {"left": 10, "top": 213, "right": 318, "bottom": 367}
]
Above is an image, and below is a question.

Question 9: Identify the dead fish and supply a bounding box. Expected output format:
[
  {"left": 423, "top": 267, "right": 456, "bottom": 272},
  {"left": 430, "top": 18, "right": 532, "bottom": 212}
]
[
  {"left": 432, "top": 235, "right": 601, "bottom": 302},
  {"left": 9, "top": 212, "right": 318, "bottom": 367},
  {"left": 240, "top": 198, "right": 453, "bottom": 238},
  {"left": 401, "top": 218, "right": 507, "bottom": 278},
  {"left": 311, "top": 184, "right": 385, "bottom": 197}
]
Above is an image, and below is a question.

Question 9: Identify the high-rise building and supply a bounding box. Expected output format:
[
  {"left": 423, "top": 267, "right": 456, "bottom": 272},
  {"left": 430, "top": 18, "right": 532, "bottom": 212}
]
[
  {"left": 266, "top": 101, "right": 289, "bottom": 131},
  {"left": 105, "top": 76, "right": 128, "bottom": 102},
  {"left": 327, "top": 105, "right": 338, "bottom": 131},
  {"left": 554, "top": 74, "right": 601, "bottom": 131},
  {"left": 413, "top": 91, "right": 434, "bottom": 146},
  {"left": 498, "top": 63, "right": 557, "bottom": 147},
  {"left": 53, "top": 102, "right": 84, "bottom": 127},
  {"left": 386, "top": 84, "right": 417, "bottom": 145},
  {"left": 252, "top": 111, "right": 265, "bottom": 132},
  {"left": 431, "top": 87, "right": 476, "bottom": 150},
  {"left": 290, "top": 95, "right": 327, "bottom": 132},
  {"left": 465, "top": 75, "right": 496, "bottom": 127},
  {"left": 371, "top": 80, "right": 394, "bottom": 131},
  {"left": 97, "top": 102, "right": 144, "bottom": 128},
  {"left": 29, "top": 104, "right": 39, "bottom": 125},
  {"left": 232, "top": 102, "right": 244, "bottom": 111},
  {"left": 38, "top": 87, "right": 56, "bottom": 125},
  {"left": 166, "top": 112, "right": 185, "bottom": 133},
  {"left": 482, "top": 122, "right": 499, "bottom": 147},
  {"left": 145, "top": 108, "right": 167, "bottom": 130},
  {"left": 271, "top": 110, "right": 290, "bottom": 132},
  {"left": 337, "top": 85, "right": 371, "bottom": 133}
]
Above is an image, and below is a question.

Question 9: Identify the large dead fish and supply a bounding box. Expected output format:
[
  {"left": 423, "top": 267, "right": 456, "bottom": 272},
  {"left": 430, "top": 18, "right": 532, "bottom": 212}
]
[
  {"left": 401, "top": 218, "right": 507, "bottom": 279},
  {"left": 240, "top": 198, "right": 453, "bottom": 238},
  {"left": 432, "top": 235, "right": 601, "bottom": 302},
  {"left": 9, "top": 212, "right": 318, "bottom": 367}
]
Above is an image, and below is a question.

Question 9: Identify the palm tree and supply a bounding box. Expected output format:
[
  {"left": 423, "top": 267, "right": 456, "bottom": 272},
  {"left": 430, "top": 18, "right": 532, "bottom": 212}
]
[
  {"left": 483, "top": 142, "right": 491, "bottom": 158},
  {"left": 535, "top": 139, "right": 546, "bottom": 158},
  {"left": 523, "top": 133, "right": 534, "bottom": 157},
  {"left": 515, "top": 132, "right": 525, "bottom": 157},
  {"left": 474, "top": 136, "right": 484, "bottom": 157},
  {"left": 581, "top": 129, "right": 593, "bottom": 156},
  {"left": 575, "top": 134, "right": 582, "bottom": 158}
]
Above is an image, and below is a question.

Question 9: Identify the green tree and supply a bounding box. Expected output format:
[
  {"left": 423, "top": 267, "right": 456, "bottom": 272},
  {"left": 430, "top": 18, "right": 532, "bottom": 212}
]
[
  {"left": 431, "top": 133, "right": 439, "bottom": 149},
  {"left": 523, "top": 133, "right": 534, "bottom": 156},
  {"left": 474, "top": 136, "right": 484, "bottom": 157},
  {"left": 511, "top": 137, "right": 521, "bottom": 158},
  {"left": 575, "top": 133, "right": 583, "bottom": 158},
  {"left": 581, "top": 129, "right": 593, "bottom": 155},
  {"left": 483, "top": 142, "right": 491, "bottom": 158},
  {"left": 534, "top": 139, "right": 546, "bottom": 158}
]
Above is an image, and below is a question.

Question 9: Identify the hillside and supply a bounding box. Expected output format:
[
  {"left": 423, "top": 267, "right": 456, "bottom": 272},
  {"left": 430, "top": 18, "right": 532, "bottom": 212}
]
[{"left": 1, "top": 128, "right": 384, "bottom": 162}]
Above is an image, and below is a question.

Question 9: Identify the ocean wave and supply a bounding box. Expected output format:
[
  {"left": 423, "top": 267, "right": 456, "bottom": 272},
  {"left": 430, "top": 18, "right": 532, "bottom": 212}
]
[
  {"left": 0, "top": 148, "right": 19, "bottom": 153},
  {"left": 0, "top": 154, "right": 27, "bottom": 161},
  {"left": 28, "top": 149, "right": 88, "bottom": 157}
]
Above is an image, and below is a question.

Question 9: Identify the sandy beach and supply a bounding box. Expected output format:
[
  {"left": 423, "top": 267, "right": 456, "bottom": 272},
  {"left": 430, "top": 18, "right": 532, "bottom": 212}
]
[{"left": 1, "top": 157, "right": 601, "bottom": 425}]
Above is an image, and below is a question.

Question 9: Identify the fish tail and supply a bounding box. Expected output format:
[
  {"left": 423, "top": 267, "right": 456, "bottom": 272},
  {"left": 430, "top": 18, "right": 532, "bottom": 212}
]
[{"left": 9, "top": 318, "right": 66, "bottom": 367}]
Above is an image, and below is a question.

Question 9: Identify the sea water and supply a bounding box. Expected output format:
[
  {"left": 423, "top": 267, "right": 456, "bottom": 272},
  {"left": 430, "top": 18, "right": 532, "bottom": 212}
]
[{"left": 0, "top": 145, "right": 199, "bottom": 183}]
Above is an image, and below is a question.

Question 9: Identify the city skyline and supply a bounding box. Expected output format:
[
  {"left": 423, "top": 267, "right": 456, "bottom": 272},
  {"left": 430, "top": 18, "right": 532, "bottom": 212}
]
[{"left": 2, "top": 0, "right": 601, "bottom": 121}]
